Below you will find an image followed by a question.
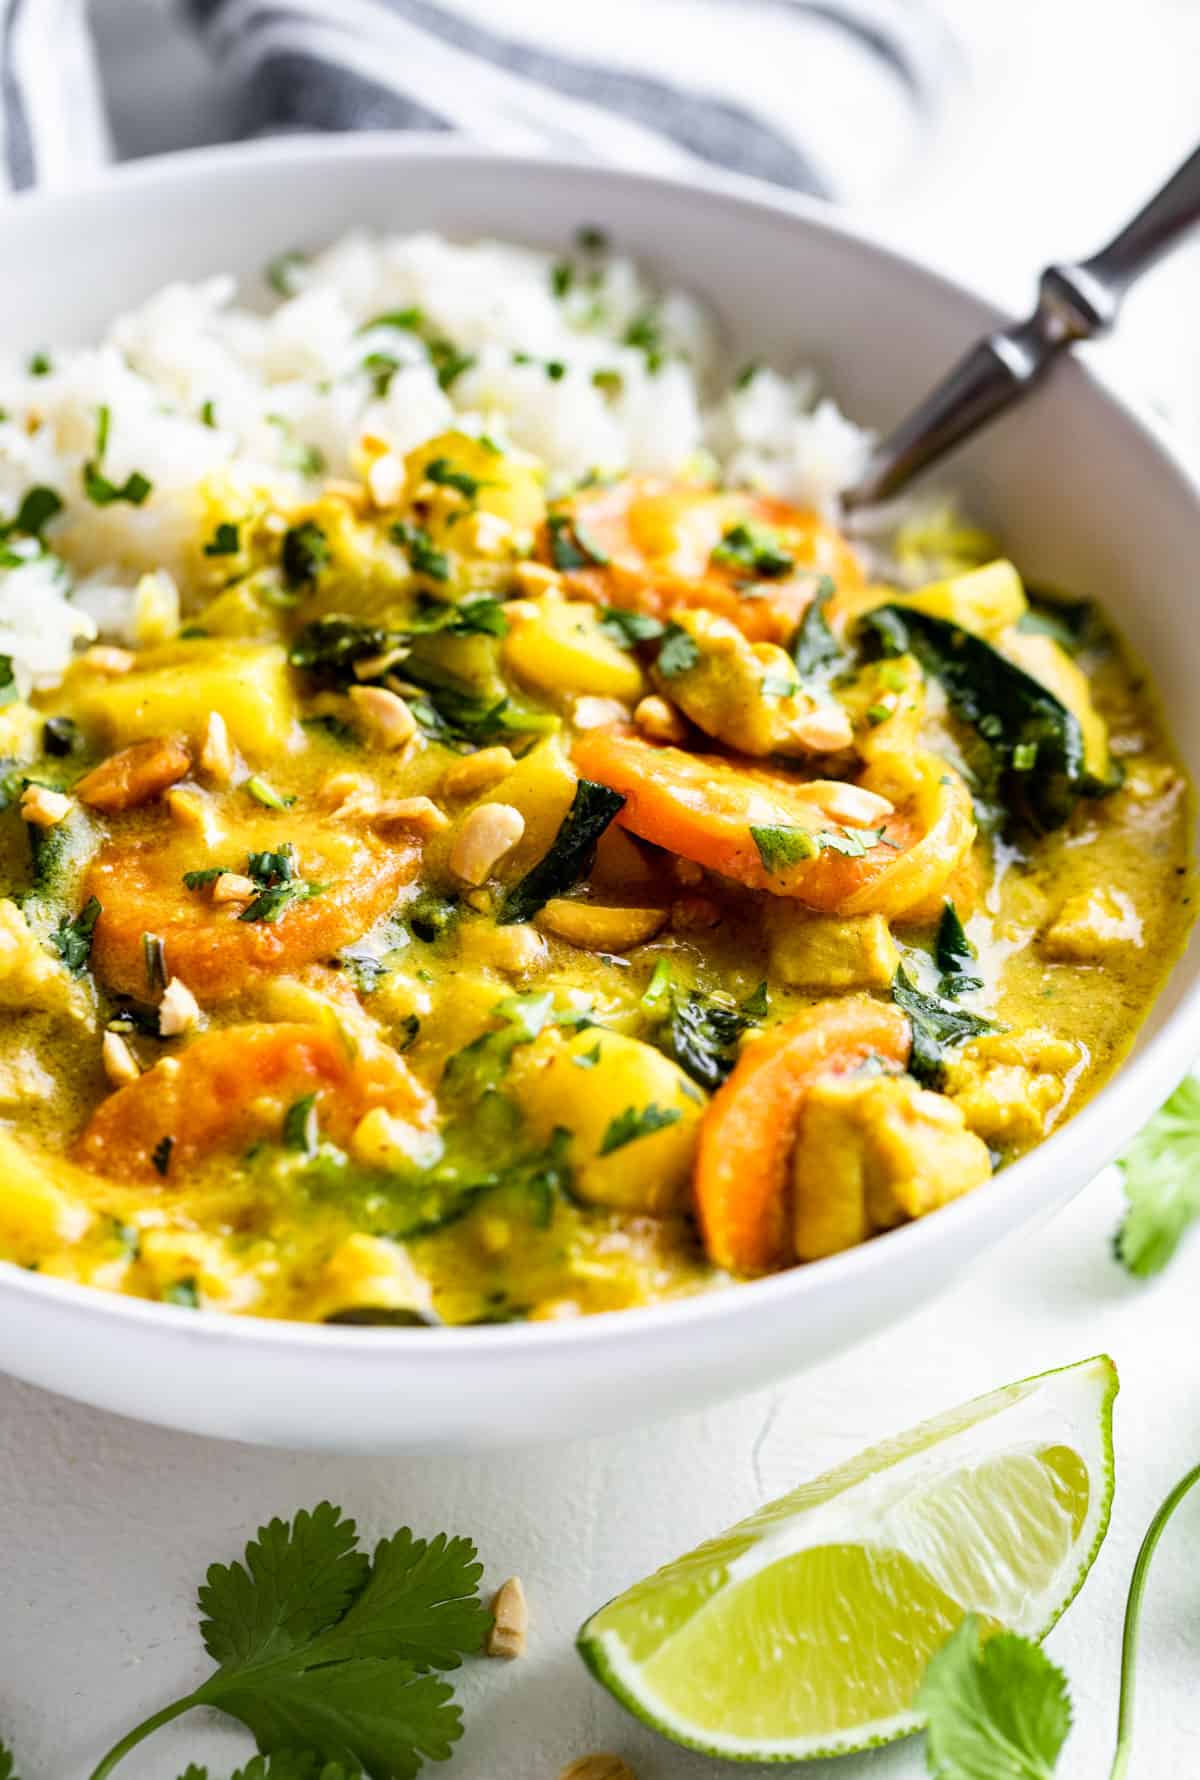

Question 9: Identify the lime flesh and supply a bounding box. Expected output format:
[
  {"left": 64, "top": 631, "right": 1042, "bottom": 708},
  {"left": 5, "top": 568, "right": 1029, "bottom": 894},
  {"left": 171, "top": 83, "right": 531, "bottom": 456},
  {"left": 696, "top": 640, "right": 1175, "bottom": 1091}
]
[{"left": 578, "top": 1355, "right": 1116, "bottom": 1762}]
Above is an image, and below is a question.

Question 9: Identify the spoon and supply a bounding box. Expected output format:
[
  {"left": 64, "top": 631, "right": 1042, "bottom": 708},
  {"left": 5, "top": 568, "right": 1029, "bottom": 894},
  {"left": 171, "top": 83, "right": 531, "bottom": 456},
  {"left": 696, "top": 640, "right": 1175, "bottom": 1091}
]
[{"left": 841, "top": 141, "right": 1200, "bottom": 509}]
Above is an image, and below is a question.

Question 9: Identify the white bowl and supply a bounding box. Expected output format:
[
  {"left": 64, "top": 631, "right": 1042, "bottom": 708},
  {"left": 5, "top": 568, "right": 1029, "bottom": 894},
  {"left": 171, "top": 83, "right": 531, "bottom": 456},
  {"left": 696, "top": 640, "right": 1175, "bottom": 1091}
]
[{"left": 1, "top": 137, "right": 1197, "bottom": 1452}]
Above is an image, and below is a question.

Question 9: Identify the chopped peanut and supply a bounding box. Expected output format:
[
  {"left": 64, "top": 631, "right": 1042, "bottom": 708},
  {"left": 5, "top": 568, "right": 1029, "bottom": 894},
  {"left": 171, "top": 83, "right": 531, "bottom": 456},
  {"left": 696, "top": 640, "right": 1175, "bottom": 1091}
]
[
  {"left": 373, "top": 796, "right": 449, "bottom": 835},
  {"left": 634, "top": 694, "right": 688, "bottom": 744},
  {"left": 571, "top": 695, "right": 631, "bottom": 730},
  {"left": 211, "top": 872, "right": 257, "bottom": 906},
  {"left": 319, "top": 770, "right": 377, "bottom": 815},
  {"left": 814, "top": 782, "right": 895, "bottom": 826},
  {"left": 450, "top": 803, "right": 526, "bottom": 886},
  {"left": 158, "top": 977, "right": 202, "bottom": 1037},
  {"left": 347, "top": 684, "right": 418, "bottom": 750},
  {"left": 18, "top": 785, "right": 73, "bottom": 828},
  {"left": 557, "top": 1757, "right": 636, "bottom": 1780},
  {"left": 101, "top": 1030, "right": 140, "bottom": 1087},
  {"left": 487, "top": 1576, "right": 528, "bottom": 1659},
  {"left": 198, "top": 710, "right": 235, "bottom": 785},
  {"left": 459, "top": 921, "right": 547, "bottom": 975},
  {"left": 535, "top": 899, "right": 667, "bottom": 951},
  {"left": 164, "top": 786, "right": 225, "bottom": 846},
  {"left": 441, "top": 746, "right": 516, "bottom": 798}
]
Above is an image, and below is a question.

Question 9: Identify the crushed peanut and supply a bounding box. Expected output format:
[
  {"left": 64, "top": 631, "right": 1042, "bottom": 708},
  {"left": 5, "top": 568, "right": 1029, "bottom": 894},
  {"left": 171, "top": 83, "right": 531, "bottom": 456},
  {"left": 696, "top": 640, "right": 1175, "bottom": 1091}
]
[
  {"left": 486, "top": 1576, "right": 528, "bottom": 1659},
  {"left": 572, "top": 696, "right": 631, "bottom": 731},
  {"left": 556, "top": 1759, "right": 635, "bottom": 1780},
  {"left": 158, "top": 977, "right": 202, "bottom": 1037},
  {"left": 634, "top": 694, "right": 688, "bottom": 744},
  {"left": 101, "top": 1030, "right": 140, "bottom": 1088},
  {"left": 816, "top": 783, "right": 895, "bottom": 826},
  {"left": 450, "top": 802, "right": 526, "bottom": 886},
  {"left": 441, "top": 746, "right": 516, "bottom": 799},
  {"left": 18, "top": 785, "right": 73, "bottom": 828},
  {"left": 348, "top": 684, "right": 418, "bottom": 751},
  {"left": 198, "top": 710, "right": 235, "bottom": 785},
  {"left": 374, "top": 796, "right": 450, "bottom": 835},
  {"left": 792, "top": 704, "right": 854, "bottom": 752},
  {"left": 164, "top": 786, "right": 224, "bottom": 845},
  {"left": 211, "top": 871, "right": 257, "bottom": 905}
]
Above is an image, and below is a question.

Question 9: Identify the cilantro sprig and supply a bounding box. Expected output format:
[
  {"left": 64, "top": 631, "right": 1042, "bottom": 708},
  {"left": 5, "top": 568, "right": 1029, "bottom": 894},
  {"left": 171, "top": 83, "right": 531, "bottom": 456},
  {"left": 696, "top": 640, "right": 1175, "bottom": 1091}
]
[
  {"left": 1113, "top": 1072, "right": 1200, "bottom": 1277},
  {"left": 84, "top": 1502, "right": 489, "bottom": 1780}
]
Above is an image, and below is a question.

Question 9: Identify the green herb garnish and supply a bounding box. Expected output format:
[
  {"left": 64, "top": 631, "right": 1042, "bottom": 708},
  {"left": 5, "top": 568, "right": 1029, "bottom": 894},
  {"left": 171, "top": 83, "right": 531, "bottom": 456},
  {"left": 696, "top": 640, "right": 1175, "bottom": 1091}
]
[
  {"left": 203, "top": 521, "right": 241, "bottom": 557},
  {"left": 892, "top": 965, "right": 993, "bottom": 1088},
  {"left": 656, "top": 622, "right": 702, "bottom": 678},
  {"left": 498, "top": 779, "right": 625, "bottom": 926},
  {"left": 51, "top": 895, "right": 101, "bottom": 976},
  {"left": 712, "top": 520, "right": 794, "bottom": 580},
  {"left": 281, "top": 520, "right": 329, "bottom": 587},
  {"left": 599, "top": 1102, "right": 682, "bottom": 1155},
  {"left": 82, "top": 405, "right": 152, "bottom": 508}
]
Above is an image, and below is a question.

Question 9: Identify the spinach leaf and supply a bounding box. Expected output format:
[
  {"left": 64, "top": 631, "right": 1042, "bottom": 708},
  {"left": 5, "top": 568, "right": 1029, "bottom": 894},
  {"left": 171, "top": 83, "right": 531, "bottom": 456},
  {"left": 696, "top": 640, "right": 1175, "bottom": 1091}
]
[
  {"left": 936, "top": 899, "right": 983, "bottom": 997},
  {"left": 790, "top": 577, "right": 844, "bottom": 678},
  {"left": 659, "top": 982, "right": 768, "bottom": 1091},
  {"left": 892, "top": 965, "right": 993, "bottom": 1087},
  {"left": 863, "top": 604, "right": 1116, "bottom": 831},
  {"left": 498, "top": 779, "right": 626, "bottom": 925}
]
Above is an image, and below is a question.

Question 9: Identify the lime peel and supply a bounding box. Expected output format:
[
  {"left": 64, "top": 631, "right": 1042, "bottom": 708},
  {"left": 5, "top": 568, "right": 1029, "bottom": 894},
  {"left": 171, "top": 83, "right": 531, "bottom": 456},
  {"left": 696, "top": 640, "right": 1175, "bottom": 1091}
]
[{"left": 578, "top": 1354, "right": 1117, "bottom": 1764}]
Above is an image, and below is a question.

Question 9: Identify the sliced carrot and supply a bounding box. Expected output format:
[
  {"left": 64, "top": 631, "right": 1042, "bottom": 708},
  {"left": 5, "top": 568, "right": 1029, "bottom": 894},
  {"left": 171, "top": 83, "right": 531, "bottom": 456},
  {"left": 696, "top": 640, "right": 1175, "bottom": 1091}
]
[
  {"left": 75, "top": 736, "right": 192, "bottom": 811},
  {"left": 573, "top": 732, "right": 974, "bottom": 919},
  {"left": 85, "top": 823, "right": 419, "bottom": 1002},
  {"left": 695, "top": 997, "right": 911, "bottom": 1273},
  {"left": 76, "top": 1021, "right": 432, "bottom": 1183},
  {"left": 545, "top": 478, "right": 863, "bottom": 645}
]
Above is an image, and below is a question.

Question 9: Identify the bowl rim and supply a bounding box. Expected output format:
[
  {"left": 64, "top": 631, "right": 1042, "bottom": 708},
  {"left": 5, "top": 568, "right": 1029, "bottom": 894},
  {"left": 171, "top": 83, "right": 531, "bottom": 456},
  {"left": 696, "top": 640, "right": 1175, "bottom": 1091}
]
[{"left": 2, "top": 131, "right": 1198, "bottom": 1358}]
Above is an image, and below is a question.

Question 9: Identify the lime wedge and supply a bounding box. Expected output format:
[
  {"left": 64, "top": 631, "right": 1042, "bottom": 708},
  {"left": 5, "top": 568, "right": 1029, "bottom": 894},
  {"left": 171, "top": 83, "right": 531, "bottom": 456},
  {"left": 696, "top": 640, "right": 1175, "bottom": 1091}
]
[{"left": 578, "top": 1354, "right": 1116, "bottom": 1763}]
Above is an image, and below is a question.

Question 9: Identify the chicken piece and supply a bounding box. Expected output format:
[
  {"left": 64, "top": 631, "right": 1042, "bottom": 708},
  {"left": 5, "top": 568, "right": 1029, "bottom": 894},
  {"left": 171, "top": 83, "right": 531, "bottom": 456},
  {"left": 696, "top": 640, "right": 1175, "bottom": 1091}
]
[
  {"left": 651, "top": 608, "right": 852, "bottom": 757},
  {"left": 942, "top": 1028, "right": 1083, "bottom": 1147},
  {"left": 766, "top": 908, "right": 899, "bottom": 991},
  {"left": 792, "top": 1073, "right": 992, "bottom": 1261},
  {"left": 1040, "top": 887, "right": 1143, "bottom": 961}
]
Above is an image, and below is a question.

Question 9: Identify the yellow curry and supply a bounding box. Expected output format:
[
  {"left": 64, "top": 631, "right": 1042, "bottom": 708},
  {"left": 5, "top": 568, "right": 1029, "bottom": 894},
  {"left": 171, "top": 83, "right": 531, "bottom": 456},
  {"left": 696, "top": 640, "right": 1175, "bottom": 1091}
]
[{"left": 0, "top": 432, "right": 1191, "bottom": 1323}]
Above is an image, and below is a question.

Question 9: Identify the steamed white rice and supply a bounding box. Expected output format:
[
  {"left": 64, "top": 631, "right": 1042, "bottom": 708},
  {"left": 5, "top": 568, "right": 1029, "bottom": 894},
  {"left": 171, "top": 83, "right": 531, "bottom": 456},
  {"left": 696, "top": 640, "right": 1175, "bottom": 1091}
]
[{"left": 0, "top": 230, "right": 874, "bottom": 696}]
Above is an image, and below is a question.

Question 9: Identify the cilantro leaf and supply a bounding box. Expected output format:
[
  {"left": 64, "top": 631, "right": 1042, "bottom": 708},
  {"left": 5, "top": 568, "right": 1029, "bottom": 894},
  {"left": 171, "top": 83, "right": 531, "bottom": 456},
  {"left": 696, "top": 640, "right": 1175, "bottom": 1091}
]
[
  {"left": 1115, "top": 1073, "right": 1200, "bottom": 1277},
  {"left": 892, "top": 966, "right": 993, "bottom": 1088},
  {"left": 599, "top": 1102, "right": 681, "bottom": 1155},
  {"left": 711, "top": 520, "right": 794, "bottom": 579},
  {"left": 0, "top": 1738, "right": 22, "bottom": 1780},
  {"left": 598, "top": 607, "right": 665, "bottom": 649},
  {"left": 918, "top": 1616, "right": 1071, "bottom": 1779},
  {"left": 199, "top": 1504, "right": 369, "bottom": 1670},
  {"left": 655, "top": 623, "right": 701, "bottom": 678},
  {"left": 750, "top": 824, "right": 818, "bottom": 871},
  {"left": 82, "top": 405, "right": 153, "bottom": 507},
  {"left": 281, "top": 522, "right": 329, "bottom": 588},
  {"left": 546, "top": 512, "right": 609, "bottom": 570}
]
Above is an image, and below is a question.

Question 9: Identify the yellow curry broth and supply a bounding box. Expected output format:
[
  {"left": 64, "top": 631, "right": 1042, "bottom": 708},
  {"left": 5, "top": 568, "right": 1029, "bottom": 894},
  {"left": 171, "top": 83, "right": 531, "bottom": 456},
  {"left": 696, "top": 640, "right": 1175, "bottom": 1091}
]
[{"left": 0, "top": 447, "right": 1191, "bottom": 1323}]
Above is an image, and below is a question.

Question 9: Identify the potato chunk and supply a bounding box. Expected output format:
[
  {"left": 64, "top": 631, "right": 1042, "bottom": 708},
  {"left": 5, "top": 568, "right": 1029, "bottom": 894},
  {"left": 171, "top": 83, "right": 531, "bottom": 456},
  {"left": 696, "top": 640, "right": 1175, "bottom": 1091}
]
[
  {"left": 652, "top": 608, "right": 851, "bottom": 756},
  {"left": 0, "top": 1131, "right": 94, "bottom": 1258},
  {"left": 504, "top": 590, "right": 646, "bottom": 703},
  {"left": 792, "top": 1074, "right": 992, "bottom": 1261},
  {"left": 1041, "top": 887, "right": 1143, "bottom": 961},
  {"left": 308, "top": 1234, "right": 434, "bottom": 1324},
  {"left": 47, "top": 638, "right": 297, "bottom": 762},
  {"left": 515, "top": 1027, "right": 705, "bottom": 1213},
  {"left": 766, "top": 908, "right": 899, "bottom": 991},
  {"left": 0, "top": 898, "right": 92, "bottom": 1023}
]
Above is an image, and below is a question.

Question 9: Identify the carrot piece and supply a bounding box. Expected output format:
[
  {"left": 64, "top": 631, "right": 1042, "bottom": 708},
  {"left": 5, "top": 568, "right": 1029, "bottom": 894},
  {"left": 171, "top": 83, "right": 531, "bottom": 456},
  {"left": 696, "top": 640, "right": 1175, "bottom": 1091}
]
[
  {"left": 85, "top": 825, "right": 420, "bottom": 1002},
  {"left": 75, "top": 736, "right": 192, "bottom": 811},
  {"left": 546, "top": 478, "right": 863, "bottom": 645},
  {"left": 573, "top": 732, "right": 913, "bottom": 906},
  {"left": 695, "top": 997, "right": 911, "bottom": 1274},
  {"left": 76, "top": 1021, "right": 433, "bottom": 1183}
]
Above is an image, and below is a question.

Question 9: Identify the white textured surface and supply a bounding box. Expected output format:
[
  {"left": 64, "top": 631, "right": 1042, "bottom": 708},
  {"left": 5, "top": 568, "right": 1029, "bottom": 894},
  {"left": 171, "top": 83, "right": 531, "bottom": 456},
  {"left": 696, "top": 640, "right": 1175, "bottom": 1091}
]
[{"left": 3, "top": 2, "right": 1200, "bottom": 1776}]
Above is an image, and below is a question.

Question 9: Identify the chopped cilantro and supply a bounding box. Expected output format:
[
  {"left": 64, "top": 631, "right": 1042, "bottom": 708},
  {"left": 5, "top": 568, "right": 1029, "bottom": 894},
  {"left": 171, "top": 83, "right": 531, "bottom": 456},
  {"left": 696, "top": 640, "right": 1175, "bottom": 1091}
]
[
  {"left": 0, "top": 657, "right": 14, "bottom": 710},
  {"left": 244, "top": 776, "right": 296, "bottom": 811},
  {"left": 712, "top": 520, "right": 794, "bottom": 580},
  {"left": 27, "top": 351, "right": 51, "bottom": 376},
  {"left": 599, "top": 607, "right": 665, "bottom": 649},
  {"left": 936, "top": 899, "right": 983, "bottom": 996},
  {"left": 551, "top": 261, "right": 573, "bottom": 298},
  {"left": 656, "top": 622, "right": 702, "bottom": 678},
  {"left": 599, "top": 1102, "right": 682, "bottom": 1155},
  {"left": 425, "top": 457, "right": 486, "bottom": 499},
  {"left": 392, "top": 520, "right": 451, "bottom": 582},
  {"left": 546, "top": 511, "right": 610, "bottom": 571},
  {"left": 202, "top": 521, "right": 241, "bottom": 557},
  {"left": 283, "top": 1093, "right": 319, "bottom": 1156},
  {"left": 51, "top": 895, "right": 101, "bottom": 976},
  {"left": 892, "top": 965, "right": 993, "bottom": 1088},
  {"left": 281, "top": 520, "right": 329, "bottom": 587}
]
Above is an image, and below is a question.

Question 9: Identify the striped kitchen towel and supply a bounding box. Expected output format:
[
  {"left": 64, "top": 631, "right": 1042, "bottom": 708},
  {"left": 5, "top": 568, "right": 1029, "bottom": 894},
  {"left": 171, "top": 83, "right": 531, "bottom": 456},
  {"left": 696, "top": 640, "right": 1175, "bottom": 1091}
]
[{"left": 1, "top": 0, "right": 963, "bottom": 199}]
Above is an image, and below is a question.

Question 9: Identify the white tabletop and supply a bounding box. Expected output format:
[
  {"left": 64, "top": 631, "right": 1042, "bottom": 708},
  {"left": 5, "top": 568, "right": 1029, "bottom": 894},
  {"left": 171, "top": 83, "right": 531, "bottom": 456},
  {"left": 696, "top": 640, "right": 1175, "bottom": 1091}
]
[{"left": 3, "top": 4, "right": 1200, "bottom": 1777}]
